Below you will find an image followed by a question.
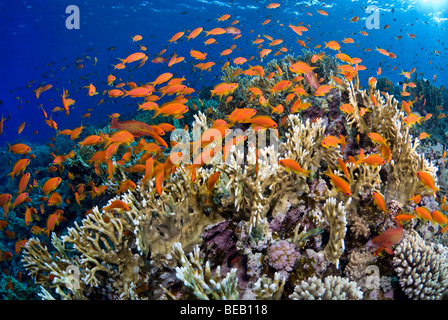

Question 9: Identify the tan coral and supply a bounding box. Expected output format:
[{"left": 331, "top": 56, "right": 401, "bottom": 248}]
[
  {"left": 321, "top": 197, "right": 348, "bottom": 269},
  {"left": 345, "top": 84, "right": 438, "bottom": 203},
  {"left": 170, "top": 242, "right": 240, "bottom": 300}
]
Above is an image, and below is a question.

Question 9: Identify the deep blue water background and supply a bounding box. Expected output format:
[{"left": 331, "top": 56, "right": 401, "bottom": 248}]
[{"left": 0, "top": 0, "right": 447, "bottom": 145}]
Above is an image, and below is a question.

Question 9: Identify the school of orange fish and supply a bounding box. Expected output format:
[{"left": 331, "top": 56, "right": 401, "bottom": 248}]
[{"left": 1, "top": 2, "right": 447, "bottom": 292}]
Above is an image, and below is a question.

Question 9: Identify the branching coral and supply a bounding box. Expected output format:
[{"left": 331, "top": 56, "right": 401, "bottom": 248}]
[
  {"left": 20, "top": 49, "right": 447, "bottom": 301},
  {"left": 252, "top": 272, "right": 285, "bottom": 300},
  {"left": 321, "top": 197, "right": 348, "bottom": 268},
  {"left": 289, "top": 275, "right": 364, "bottom": 300},
  {"left": 345, "top": 84, "right": 439, "bottom": 203},
  {"left": 170, "top": 242, "right": 240, "bottom": 300}
]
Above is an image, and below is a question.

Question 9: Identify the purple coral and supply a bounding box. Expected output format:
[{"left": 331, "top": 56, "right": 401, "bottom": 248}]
[{"left": 266, "top": 240, "right": 299, "bottom": 272}]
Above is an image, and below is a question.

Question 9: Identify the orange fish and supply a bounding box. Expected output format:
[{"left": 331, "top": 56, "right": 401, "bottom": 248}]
[
  {"left": 314, "top": 85, "right": 333, "bottom": 96},
  {"left": 271, "top": 104, "right": 284, "bottom": 115},
  {"left": 278, "top": 159, "right": 312, "bottom": 177},
  {"left": 47, "top": 192, "right": 63, "bottom": 206},
  {"left": 205, "top": 28, "right": 226, "bottom": 36},
  {"left": 152, "top": 102, "right": 189, "bottom": 119},
  {"left": 317, "top": 9, "right": 328, "bottom": 15},
  {"left": 376, "top": 47, "right": 390, "bottom": 56},
  {"left": 108, "top": 89, "right": 124, "bottom": 98},
  {"left": 432, "top": 210, "right": 448, "bottom": 227},
  {"left": 8, "top": 159, "right": 30, "bottom": 181},
  {"left": 102, "top": 200, "right": 131, "bottom": 212},
  {"left": 404, "top": 113, "right": 423, "bottom": 127},
  {"left": 234, "top": 57, "right": 247, "bottom": 65},
  {"left": 102, "top": 130, "right": 136, "bottom": 148},
  {"left": 325, "top": 168, "right": 351, "bottom": 196},
  {"left": 372, "top": 191, "right": 388, "bottom": 213},
  {"left": 70, "top": 124, "right": 85, "bottom": 140},
  {"left": 116, "top": 179, "right": 137, "bottom": 194},
  {"left": 84, "top": 83, "right": 98, "bottom": 96},
  {"left": 227, "top": 108, "right": 257, "bottom": 124},
  {"left": 190, "top": 49, "right": 207, "bottom": 60},
  {"left": 0, "top": 194, "right": 12, "bottom": 216},
  {"left": 45, "top": 212, "right": 59, "bottom": 237},
  {"left": 270, "top": 80, "right": 292, "bottom": 94},
  {"left": 409, "top": 194, "right": 421, "bottom": 204},
  {"left": 207, "top": 171, "right": 221, "bottom": 191},
  {"left": 289, "top": 61, "right": 315, "bottom": 74},
  {"left": 132, "top": 35, "right": 142, "bottom": 42},
  {"left": 119, "top": 52, "right": 146, "bottom": 64},
  {"left": 340, "top": 104, "right": 355, "bottom": 114},
  {"left": 324, "top": 41, "right": 340, "bottom": 51},
  {"left": 11, "top": 192, "right": 28, "bottom": 209},
  {"left": 79, "top": 135, "right": 103, "bottom": 147},
  {"left": 337, "top": 158, "right": 350, "bottom": 182},
  {"left": 414, "top": 206, "right": 433, "bottom": 222},
  {"left": 41, "top": 177, "right": 62, "bottom": 195},
  {"left": 321, "top": 135, "right": 343, "bottom": 149},
  {"left": 395, "top": 214, "right": 416, "bottom": 224},
  {"left": 7, "top": 143, "right": 31, "bottom": 154},
  {"left": 186, "top": 27, "right": 203, "bottom": 40},
  {"left": 416, "top": 171, "right": 439, "bottom": 197},
  {"left": 15, "top": 239, "right": 29, "bottom": 254},
  {"left": 247, "top": 115, "right": 277, "bottom": 128},
  {"left": 210, "top": 82, "right": 239, "bottom": 100},
  {"left": 17, "top": 172, "right": 30, "bottom": 194},
  {"left": 18, "top": 122, "right": 26, "bottom": 135},
  {"left": 266, "top": 3, "right": 280, "bottom": 8},
  {"left": 362, "top": 154, "right": 386, "bottom": 166}
]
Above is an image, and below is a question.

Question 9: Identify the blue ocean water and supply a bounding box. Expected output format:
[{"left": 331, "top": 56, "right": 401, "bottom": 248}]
[
  {"left": 1, "top": 0, "right": 446, "bottom": 144},
  {"left": 0, "top": 0, "right": 447, "bottom": 300}
]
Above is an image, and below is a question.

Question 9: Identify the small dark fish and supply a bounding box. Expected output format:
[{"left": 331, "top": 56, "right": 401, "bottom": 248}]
[{"left": 107, "top": 46, "right": 116, "bottom": 51}]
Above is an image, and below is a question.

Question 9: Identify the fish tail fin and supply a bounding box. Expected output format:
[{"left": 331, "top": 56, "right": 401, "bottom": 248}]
[
  {"left": 433, "top": 187, "right": 439, "bottom": 199},
  {"left": 121, "top": 89, "right": 129, "bottom": 98},
  {"left": 6, "top": 142, "right": 11, "bottom": 153},
  {"left": 324, "top": 166, "right": 333, "bottom": 178},
  {"left": 99, "top": 132, "right": 111, "bottom": 147},
  {"left": 151, "top": 107, "right": 161, "bottom": 119},
  {"left": 417, "top": 116, "right": 423, "bottom": 125},
  {"left": 302, "top": 169, "right": 313, "bottom": 178}
]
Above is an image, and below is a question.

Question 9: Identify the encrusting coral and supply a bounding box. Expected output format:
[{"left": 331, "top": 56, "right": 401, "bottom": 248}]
[{"left": 21, "top": 50, "right": 446, "bottom": 300}]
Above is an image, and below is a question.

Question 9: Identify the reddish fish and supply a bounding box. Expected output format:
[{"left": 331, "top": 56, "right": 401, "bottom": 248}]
[
  {"left": 372, "top": 221, "right": 403, "bottom": 256},
  {"left": 110, "top": 117, "right": 155, "bottom": 137}
]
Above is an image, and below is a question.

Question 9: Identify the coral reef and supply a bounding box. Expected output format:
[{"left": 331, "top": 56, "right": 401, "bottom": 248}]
[{"left": 19, "top": 50, "right": 447, "bottom": 301}]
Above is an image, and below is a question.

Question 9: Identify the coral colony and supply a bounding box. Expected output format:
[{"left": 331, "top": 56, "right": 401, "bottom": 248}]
[{"left": 2, "top": 4, "right": 448, "bottom": 301}]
